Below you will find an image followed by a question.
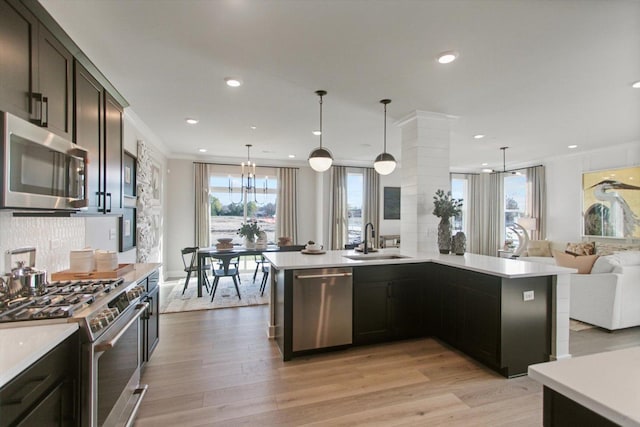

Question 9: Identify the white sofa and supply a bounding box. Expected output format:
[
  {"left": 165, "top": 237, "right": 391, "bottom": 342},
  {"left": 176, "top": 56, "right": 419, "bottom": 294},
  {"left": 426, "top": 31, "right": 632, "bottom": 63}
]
[{"left": 519, "top": 243, "right": 640, "bottom": 331}]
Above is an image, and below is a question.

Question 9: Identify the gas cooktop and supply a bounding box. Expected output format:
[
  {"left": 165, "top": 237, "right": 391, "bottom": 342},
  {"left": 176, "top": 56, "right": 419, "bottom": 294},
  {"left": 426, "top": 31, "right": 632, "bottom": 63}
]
[{"left": 0, "top": 278, "right": 125, "bottom": 323}]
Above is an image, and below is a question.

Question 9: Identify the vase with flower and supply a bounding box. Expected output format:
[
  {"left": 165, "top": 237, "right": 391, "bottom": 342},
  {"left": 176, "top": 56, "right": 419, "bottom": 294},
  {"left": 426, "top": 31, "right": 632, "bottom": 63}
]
[
  {"left": 432, "top": 189, "right": 463, "bottom": 254},
  {"left": 237, "top": 221, "right": 262, "bottom": 249}
]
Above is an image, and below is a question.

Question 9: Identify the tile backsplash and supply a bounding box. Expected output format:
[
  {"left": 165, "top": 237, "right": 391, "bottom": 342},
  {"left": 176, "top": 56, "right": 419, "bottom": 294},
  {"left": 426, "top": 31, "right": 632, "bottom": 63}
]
[{"left": 0, "top": 212, "right": 85, "bottom": 277}]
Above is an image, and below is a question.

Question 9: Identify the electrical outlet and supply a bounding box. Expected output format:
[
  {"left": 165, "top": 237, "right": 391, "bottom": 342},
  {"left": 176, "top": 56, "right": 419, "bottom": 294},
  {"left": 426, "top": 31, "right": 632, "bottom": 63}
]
[
  {"left": 109, "top": 229, "right": 117, "bottom": 240},
  {"left": 523, "top": 290, "right": 534, "bottom": 301}
]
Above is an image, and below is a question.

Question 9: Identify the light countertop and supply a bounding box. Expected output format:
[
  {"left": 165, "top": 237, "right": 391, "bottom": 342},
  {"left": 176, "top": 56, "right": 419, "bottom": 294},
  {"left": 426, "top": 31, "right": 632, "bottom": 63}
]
[
  {"left": 263, "top": 249, "right": 576, "bottom": 278},
  {"left": 529, "top": 346, "right": 640, "bottom": 426},
  {"left": 0, "top": 322, "right": 78, "bottom": 388}
]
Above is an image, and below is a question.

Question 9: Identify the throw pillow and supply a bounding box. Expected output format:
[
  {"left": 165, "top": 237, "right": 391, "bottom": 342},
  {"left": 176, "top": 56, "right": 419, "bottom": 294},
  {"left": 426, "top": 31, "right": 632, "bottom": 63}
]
[
  {"left": 565, "top": 241, "right": 595, "bottom": 256},
  {"left": 554, "top": 251, "right": 599, "bottom": 274},
  {"left": 526, "top": 240, "right": 552, "bottom": 257},
  {"left": 595, "top": 242, "right": 640, "bottom": 256},
  {"left": 590, "top": 255, "right": 618, "bottom": 274}
]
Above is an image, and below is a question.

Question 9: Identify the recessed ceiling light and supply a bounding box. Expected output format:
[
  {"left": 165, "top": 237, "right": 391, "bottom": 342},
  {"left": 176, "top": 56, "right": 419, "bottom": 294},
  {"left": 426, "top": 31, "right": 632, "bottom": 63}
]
[
  {"left": 198, "top": 148, "right": 207, "bottom": 153},
  {"left": 312, "top": 130, "right": 322, "bottom": 136},
  {"left": 185, "top": 118, "right": 199, "bottom": 124},
  {"left": 632, "top": 81, "right": 640, "bottom": 88},
  {"left": 250, "top": 125, "right": 257, "bottom": 130},
  {"left": 288, "top": 154, "right": 295, "bottom": 158},
  {"left": 437, "top": 51, "right": 458, "bottom": 64},
  {"left": 481, "top": 162, "right": 488, "bottom": 166},
  {"left": 482, "top": 168, "right": 493, "bottom": 173},
  {"left": 225, "top": 77, "right": 242, "bottom": 87},
  {"left": 568, "top": 145, "right": 578, "bottom": 149},
  {"left": 473, "top": 134, "right": 485, "bottom": 139}
]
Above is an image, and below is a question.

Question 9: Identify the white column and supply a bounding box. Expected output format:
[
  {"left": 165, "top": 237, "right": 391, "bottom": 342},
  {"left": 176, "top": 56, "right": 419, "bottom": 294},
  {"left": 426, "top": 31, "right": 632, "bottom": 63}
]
[{"left": 397, "top": 111, "right": 455, "bottom": 254}]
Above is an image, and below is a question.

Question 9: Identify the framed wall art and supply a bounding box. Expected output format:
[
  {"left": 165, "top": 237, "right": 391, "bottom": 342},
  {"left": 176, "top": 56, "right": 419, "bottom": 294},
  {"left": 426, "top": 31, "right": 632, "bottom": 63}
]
[
  {"left": 582, "top": 165, "right": 640, "bottom": 238},
  {"left": 384, "top": 187, "right": 401, "bottom": 220}
]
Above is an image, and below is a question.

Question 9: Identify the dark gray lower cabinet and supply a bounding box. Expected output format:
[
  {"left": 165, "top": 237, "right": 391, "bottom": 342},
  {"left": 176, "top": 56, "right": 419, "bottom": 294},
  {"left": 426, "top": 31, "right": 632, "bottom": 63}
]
[
  {"left": 353, "top": 263, "right": 552, "bottom": 378},
  {"left": 141, "top": 269, "right": 160, "bottom": 367},
  {"left": 0, "top": 332, "right": 79, "bottom": 427},
  {"left": 353, "top": 264, "right": 425, "bottom": 345}
]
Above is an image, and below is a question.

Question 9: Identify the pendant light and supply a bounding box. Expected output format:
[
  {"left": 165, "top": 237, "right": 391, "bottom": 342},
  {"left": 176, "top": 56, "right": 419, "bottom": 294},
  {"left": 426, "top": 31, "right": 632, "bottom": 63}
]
[
  {"left": 308, "top": 90, "right": 333, "bottom": 172},
  {"left": 374, "top": 99, "right": 396, "bottom": 175}
]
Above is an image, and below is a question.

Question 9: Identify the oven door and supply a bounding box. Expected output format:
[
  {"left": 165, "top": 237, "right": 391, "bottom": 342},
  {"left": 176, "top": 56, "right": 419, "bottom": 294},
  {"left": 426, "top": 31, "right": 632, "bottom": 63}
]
[
  {"left": 84, "top": 302, "right": 148, "bottom": 427},
  {"left": 2, "top": 111, "right": 88, "bottom": 210}
]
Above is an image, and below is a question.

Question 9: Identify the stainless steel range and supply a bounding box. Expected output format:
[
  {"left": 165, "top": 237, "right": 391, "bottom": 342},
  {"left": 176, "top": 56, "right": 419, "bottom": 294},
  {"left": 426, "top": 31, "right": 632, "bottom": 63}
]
[{"left": 0, "top": 277, "right": 149, "bottom": 427}]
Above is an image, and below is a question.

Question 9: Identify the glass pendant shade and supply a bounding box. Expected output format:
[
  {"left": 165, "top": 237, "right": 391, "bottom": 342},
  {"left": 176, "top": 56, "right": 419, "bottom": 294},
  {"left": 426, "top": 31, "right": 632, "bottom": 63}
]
[
  {"left": 308, "top": 90, "right": 333, "bottom": 172},
  {"left": 308, "top": 147, "right": 333, "bottom": 172},
  {"left": 374, "top": 152, "right": 396, "bottom": 175}
]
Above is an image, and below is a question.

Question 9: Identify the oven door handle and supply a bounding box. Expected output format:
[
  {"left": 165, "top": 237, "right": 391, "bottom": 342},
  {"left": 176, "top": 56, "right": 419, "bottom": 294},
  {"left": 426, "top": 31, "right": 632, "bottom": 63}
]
[{"left": 95, "top": 302, "right": 148, "bottom": 353}]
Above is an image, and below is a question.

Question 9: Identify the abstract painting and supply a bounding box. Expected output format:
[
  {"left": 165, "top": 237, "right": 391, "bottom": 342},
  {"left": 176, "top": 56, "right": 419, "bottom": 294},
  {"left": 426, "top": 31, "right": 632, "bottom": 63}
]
[{"left": 582, "top": 166, "right": 640, "bottom": 238}]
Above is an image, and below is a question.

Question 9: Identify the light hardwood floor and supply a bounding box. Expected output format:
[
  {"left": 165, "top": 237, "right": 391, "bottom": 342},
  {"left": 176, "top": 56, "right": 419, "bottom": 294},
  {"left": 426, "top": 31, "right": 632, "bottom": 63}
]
[{"left": 134, "top": 306, "right": 544, "bottom": 426}]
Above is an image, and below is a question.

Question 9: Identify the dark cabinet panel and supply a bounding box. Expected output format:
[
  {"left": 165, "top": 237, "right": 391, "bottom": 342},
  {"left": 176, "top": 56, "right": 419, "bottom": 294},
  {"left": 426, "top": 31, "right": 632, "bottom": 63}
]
[
  {"left": 353, "top": 264, "right": 426, "bottom": 345},
  {"left": 74, "top": 61, "right": 104, "bottom": 211},
  {"left": 461, "top": 286, "right": 500, "bottom": 366},
  {"left": 390, "top": 277, "right": 423, "bottom": 340},
  {"left": 0, "top": 332, "right": 78, "bottom": 427},
  {"left": 37, "top": 24, "right": 72, "bottom": 139},
  {"left": 0, "top": 0, "right": 36, "bottom": 120},
  {"left": 0, "top": 0, "right": 72, "bottom": 139},
  {"left": 104, "top": 92, "right": 123, "bottom": 213},
  {"left": 353, "top": 280, "right": 390, "bottom": 345},
  {"left": 144, "top": 285, "right": 160, "bottom": 363}
]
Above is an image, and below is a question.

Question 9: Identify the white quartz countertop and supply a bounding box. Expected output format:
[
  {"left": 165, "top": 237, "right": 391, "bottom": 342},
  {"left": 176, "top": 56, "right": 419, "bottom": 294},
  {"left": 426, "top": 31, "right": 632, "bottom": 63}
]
[
  {"left": 263, "top": 249, "right": 575, "bottom": 278},
  {"left": 529, "top": 346, "right": 640, "bottom": 426},
  {"left": 0, "top": 322, "right": 78, "bottom": 388}
]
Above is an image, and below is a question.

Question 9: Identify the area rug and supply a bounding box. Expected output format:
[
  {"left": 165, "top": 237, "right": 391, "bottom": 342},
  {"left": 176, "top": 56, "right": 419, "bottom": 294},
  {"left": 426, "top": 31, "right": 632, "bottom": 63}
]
[
  {"left": 159, "top": 272, "right": 269, "bottom": 314},
  {"left": 570, "top": 319, "right": 596, "bottom": 331}
]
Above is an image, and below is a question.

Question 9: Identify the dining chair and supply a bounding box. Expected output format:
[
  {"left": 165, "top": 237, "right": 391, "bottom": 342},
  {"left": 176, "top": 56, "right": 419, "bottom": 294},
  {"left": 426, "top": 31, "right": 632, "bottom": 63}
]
[
  {"left": 209, "top": 253, "right": 242, "bottom": 301},
  {"left": 259, "top": 261, "right": 269, "bottom": 296},
  {"left": 181, "top": 247, "right": 211, "bottom": 295},
  {"left": 252, "top": 255, "right": 267, "bottom": 283}
]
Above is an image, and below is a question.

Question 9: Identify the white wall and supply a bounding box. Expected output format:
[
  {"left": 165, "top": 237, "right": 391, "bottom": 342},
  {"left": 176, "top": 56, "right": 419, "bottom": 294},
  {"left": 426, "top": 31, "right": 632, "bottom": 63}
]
[{"left": 545, "top": 142, "right": 640, "bottom": 243}]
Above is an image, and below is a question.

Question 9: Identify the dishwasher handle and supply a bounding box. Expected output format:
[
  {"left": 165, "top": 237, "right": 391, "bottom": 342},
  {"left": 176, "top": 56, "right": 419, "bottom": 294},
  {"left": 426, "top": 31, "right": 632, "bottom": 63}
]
[{"left": 295, "top": 272, "right": 353, "bottom": 280}]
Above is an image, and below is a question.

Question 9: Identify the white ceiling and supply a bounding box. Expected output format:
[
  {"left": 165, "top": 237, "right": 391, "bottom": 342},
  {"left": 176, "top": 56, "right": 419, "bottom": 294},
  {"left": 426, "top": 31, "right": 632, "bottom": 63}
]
[{"left": 40, "top": 0, "right": 640, "bottom": 171}]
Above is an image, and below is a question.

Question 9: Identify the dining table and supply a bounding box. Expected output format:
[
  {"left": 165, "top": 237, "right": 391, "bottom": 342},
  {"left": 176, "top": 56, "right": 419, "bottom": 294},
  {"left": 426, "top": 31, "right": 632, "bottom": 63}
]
[{"left": 196, "top": 245, "right": 284, "bottom": 297}]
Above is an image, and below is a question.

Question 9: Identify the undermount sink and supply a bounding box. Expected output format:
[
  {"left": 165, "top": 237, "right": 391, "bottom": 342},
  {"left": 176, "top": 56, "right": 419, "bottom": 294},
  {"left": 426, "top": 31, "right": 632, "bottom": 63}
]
[{"left": 343, "top": 254, "right": 411, "bottom": 261}]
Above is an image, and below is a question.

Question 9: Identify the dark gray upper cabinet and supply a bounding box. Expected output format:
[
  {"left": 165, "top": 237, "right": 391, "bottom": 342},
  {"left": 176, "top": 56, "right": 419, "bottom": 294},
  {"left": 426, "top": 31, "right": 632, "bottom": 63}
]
[
  {"left": 74, "top": 61, "right": 104, "bottom": 211},
  {"left": 104, "top": 92, "right": 123, "bottom": 213},
  {"left": 0, "top": 0, "right": 72, "bottom": 140}
]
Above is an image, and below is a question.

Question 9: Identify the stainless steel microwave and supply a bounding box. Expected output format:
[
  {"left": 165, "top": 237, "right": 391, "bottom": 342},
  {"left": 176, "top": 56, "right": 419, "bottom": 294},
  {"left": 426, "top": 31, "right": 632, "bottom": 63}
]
[{"left": 1, "top": 111, "right": 88, "bottom": 210}]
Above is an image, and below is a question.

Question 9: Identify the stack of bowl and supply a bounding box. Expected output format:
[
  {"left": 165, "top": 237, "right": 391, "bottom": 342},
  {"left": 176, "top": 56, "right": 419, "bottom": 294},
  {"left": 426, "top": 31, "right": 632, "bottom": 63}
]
[
  {"left": 95, "top": 250, "right": 118, "bottom": 272},
  {"left": 216, "top": 238, "right": 233, "bottom": 252},
  {"left": 69, "top": 248, "right": 95, "bottom": 272}
]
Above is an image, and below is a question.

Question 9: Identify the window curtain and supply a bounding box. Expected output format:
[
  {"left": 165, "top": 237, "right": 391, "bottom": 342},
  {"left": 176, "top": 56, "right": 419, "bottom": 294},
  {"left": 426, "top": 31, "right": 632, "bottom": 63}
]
[
  {"left": 467, "top": 173, "right": 503, "bottom": 256},
  {"left": 276, "top": 167, "right": 298, "bottom": 244},
  {"left": 526, "top": 165, "right": 546, "bottom": 240},
  {"left": 363, "top": 168, "right": 379, "bottom": 245},
  {"left": 194, "top": 163, "right": 211, "bottom": 248},
  {"left": 329, "top": 166, "right": 348, "bottom": 250}
]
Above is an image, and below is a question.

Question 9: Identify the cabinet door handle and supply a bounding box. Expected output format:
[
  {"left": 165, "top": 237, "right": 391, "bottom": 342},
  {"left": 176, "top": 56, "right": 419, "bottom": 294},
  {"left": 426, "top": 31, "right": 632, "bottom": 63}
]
[
  {"left": 106, "top": 192, "right": 112, "bottom": 212},
  {"left": 41, "top": 96, "right": 48, "bottom": 127},
  {"left": 387, "top": 283, "right": 392, "bottom": 298},
  {"left": 31, "top": 92, "right": 44, "bottom": 126}
]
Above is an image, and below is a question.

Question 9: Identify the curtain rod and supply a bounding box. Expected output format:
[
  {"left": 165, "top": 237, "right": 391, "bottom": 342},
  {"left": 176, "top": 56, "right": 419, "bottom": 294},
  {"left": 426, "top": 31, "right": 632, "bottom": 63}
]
[{"left": 193, "top": 161, "right": 299, "bottom": 170}]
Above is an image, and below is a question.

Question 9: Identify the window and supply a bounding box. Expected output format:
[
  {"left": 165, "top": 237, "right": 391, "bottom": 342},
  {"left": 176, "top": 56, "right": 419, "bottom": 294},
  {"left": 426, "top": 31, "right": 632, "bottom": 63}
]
[
  {"left": 503, "top": 172, "right": 527, "bottom": 251},
  {"left": 451, "top": 177, "right": 468, "bottom": 235},
  {"left": 208, "top": 169, "right": 277, "bottom": 245},
  {"left": 347, "top": 171, "right": 364, "bottom": 245}
]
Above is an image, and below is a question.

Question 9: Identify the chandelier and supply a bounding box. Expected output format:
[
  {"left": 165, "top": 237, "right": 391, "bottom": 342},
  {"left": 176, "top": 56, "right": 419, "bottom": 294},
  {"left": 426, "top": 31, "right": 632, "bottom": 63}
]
[{"left": 229, "top": 144, "right": 267, "bottom": 203}]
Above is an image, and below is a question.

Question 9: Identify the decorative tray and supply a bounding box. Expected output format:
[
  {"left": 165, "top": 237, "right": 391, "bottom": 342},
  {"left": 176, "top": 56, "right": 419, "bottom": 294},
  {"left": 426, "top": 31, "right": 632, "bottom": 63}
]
[
  {"left": 301, "top": 249, "right": 326, "bottom": 255},
  {"left": 51, "top": 263, "right": 134, "bottom": 280}
]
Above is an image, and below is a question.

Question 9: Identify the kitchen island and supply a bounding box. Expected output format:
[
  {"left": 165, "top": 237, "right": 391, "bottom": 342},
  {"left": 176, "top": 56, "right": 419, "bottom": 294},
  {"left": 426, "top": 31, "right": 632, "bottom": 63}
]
[{"left": 263, "top": 249, "right": 575, "bottom": 377}]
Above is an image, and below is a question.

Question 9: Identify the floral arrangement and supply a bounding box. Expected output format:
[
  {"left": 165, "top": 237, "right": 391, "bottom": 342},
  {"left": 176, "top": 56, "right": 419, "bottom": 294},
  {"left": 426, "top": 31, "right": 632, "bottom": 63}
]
[
  {"left": 237, "top": 221, "right": 262, "bottom": 242},
  {"left": 432, "top": 189, "right": 463, "bottom": 219}
]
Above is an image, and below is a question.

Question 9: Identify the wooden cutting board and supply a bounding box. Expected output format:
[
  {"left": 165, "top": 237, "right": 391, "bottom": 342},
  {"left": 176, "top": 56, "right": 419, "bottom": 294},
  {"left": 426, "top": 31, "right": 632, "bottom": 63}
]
[{"left": 51, "top": 263, "right": 134, "bottom": 280}]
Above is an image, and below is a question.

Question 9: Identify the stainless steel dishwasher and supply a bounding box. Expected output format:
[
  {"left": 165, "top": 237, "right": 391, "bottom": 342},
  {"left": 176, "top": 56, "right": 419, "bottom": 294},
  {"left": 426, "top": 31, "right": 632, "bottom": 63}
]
[{"left": 292, "top": 267, "right": 353, "bottom": 352}]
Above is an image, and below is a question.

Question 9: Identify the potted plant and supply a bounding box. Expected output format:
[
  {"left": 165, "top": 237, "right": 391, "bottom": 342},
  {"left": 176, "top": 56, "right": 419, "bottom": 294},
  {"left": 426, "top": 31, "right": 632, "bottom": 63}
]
[
  {"left": 237, "top": 221, "right": 261, "bottom": 249},
  {"left": 432, "top": 189, "right": 463, "bottom": 254}
]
